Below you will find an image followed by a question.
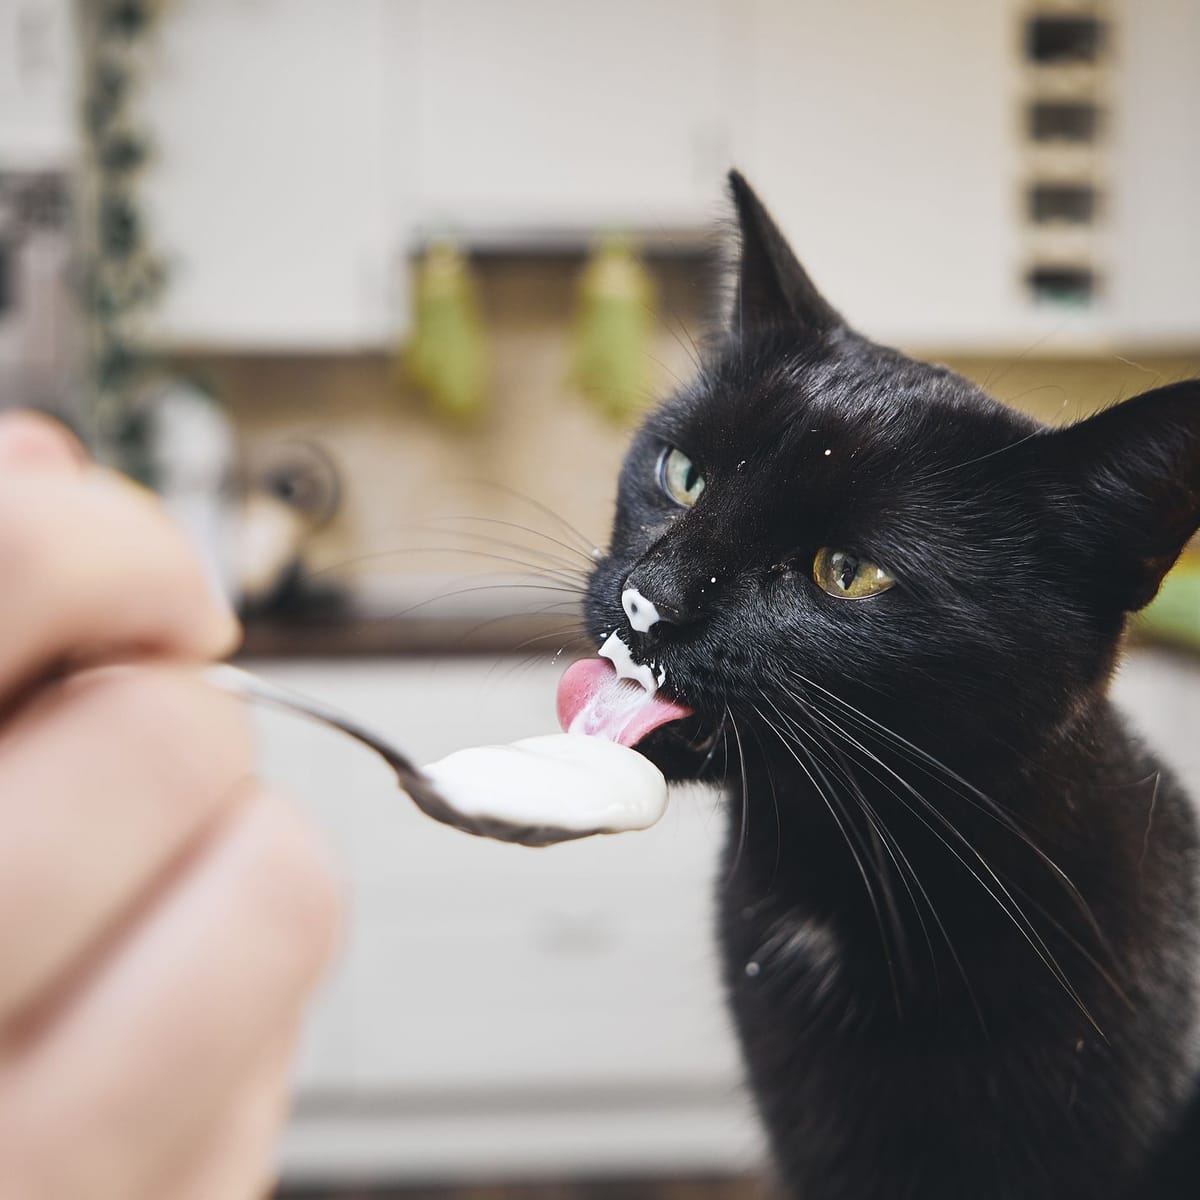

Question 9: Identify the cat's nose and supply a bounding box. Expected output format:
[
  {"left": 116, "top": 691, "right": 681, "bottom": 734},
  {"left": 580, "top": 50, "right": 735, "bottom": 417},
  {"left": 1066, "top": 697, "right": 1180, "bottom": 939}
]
[{"left": 622, "top": 582, "right": 687, "bottom": 634}]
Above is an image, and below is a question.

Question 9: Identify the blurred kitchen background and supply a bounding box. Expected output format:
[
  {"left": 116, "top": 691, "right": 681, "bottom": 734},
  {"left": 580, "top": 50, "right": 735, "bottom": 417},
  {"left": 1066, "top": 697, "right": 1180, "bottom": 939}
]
[{"left": 2, "top": 0, "right": 1199, "bottom": 1196}]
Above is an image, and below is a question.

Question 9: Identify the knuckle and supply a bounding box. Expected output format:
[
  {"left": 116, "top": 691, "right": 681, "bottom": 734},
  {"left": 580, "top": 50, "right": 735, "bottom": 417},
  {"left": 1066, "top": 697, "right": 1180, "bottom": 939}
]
[
  {"left": 97, "top": 478, "right": 237, "bottom": 643},
  {"left": 0, "top": 483, "right": 50, "bottom": 583},
  {"left": 67, "top": 666, "right": 256, "bottom": 798},
  {"left": 0, "top": 411, "right": 85, "bottom": 470}
]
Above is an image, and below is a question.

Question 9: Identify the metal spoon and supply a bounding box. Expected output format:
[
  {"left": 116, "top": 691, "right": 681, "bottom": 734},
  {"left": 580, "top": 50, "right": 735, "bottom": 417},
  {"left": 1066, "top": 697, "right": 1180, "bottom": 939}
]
[{"left": 203, "top": 664, "right": 598, "bottom": 847}]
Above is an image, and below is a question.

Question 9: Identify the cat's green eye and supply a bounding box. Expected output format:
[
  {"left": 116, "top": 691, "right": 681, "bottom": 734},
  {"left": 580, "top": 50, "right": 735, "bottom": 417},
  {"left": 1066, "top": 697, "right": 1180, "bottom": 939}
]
[
  {"left": 658, "top": 447, "right": 706, "bottom": 508},
  {"left": 813, "top": 548, "right": 895, "bottom": 600}
]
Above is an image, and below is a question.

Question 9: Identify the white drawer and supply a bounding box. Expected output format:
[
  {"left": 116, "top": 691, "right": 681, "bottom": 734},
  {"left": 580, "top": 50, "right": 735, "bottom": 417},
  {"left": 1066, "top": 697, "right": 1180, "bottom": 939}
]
[
  {"left": 242, "top": 658, "right": 739, "bottom": 1104},
  {"left": 344, "top": 874, "right": 737, "bottom": 1095}
]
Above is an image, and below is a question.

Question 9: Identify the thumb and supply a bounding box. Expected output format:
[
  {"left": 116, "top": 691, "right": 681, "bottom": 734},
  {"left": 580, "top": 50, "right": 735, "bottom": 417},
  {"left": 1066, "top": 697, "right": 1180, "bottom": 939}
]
[{"left": 0, "top": 412, "right": 89, "bottom": 473}]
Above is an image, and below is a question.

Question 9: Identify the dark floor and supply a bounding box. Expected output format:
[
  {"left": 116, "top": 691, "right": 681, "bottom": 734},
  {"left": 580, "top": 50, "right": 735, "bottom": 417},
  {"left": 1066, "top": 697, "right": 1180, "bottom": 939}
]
[{"left": 277, "top": 1173, "right": 766, "bottom": 1200}]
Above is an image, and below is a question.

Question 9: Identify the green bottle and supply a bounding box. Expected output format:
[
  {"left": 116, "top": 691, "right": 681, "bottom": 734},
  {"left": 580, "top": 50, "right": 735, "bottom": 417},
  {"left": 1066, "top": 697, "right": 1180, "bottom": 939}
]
[
  {"left": 571, "top": 236, "right": 656, "bottom": 425},
  {"left": 402, "top": 241, "right": 488, "bottom": 423}
]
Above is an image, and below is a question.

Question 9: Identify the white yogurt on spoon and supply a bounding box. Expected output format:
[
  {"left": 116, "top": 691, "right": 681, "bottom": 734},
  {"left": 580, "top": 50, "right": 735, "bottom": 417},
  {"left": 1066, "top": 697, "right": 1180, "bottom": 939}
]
[
  {"left": 422, "top": 733, "right": 669, "bottom": 846},
  {"left": 417, "top": 634, "right": 691, "bottom": 846},
  {"left": 207, "top": 657, "right": 682, "bottom": 848}
]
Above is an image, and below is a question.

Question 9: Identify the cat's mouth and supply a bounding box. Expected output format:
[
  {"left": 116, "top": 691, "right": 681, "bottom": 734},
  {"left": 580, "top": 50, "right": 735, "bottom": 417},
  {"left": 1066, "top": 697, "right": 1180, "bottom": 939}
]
[
  {"left": 556, "top": 655, "right": 693, "bottom": 748},
  {"left": 555, "top": 633, "right": 723, "bottom": 780}
]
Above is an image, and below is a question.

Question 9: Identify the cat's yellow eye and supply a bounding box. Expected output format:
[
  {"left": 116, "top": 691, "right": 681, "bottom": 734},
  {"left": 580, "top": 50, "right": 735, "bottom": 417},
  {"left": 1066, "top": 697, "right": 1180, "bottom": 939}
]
[
  {"left": 658, "top": 447, "right": 706, "bottom": 508},
  {"left": 813, "top": 548, "right": 895, "bottom": 600}
]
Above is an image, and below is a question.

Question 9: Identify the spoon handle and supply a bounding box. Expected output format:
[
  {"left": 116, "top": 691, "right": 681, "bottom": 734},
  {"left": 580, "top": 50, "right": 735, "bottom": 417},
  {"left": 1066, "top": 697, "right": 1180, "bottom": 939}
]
[{"left": 202, "top": 664, "right": 452, "bottom": 820}]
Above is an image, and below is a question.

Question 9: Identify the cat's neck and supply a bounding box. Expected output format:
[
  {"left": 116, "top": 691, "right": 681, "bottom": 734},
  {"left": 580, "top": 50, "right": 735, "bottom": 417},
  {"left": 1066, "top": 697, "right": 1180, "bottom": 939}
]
[{"left": 721, "top": 693, "right": 1163, "bottom": 1029}]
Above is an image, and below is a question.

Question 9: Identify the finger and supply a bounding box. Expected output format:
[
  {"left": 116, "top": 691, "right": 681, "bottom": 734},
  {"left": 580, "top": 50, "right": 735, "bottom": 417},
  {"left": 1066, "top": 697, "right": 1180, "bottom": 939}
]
[
  {"left": 158, "top": 1023, "right": 298, "bottom": 1200},
  {"left": 0, "top": 788, "right": 342, "bottom": 1197},
  {"left": 0, "top": 666, "right": 254, "bottom": 1022},
  {"left": 0, "top": 467, "right": 238, "bottom": 697},
  {"left": 0, "top": 411, "right": 88, "bottom": 473}
]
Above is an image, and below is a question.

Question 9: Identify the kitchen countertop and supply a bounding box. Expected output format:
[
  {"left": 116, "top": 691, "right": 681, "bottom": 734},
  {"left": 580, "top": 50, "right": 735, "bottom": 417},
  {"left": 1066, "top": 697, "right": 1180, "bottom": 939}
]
[
  {"left": 237, "top": 568, "right": 1200, "bottom": 664},
  {"left": 236, "top": 574, "right": 591, "bottom": 658},
  {"left": 237, "top": 610, "right": 588, "bottom": 659},
  {"left": 237, "top": 605, "right": 1196, "bottom": 668}
]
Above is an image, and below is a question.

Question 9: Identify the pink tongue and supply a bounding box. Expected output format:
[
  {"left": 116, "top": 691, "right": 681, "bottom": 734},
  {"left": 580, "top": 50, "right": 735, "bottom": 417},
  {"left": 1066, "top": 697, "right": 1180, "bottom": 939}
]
[{"left": 556, "top": 658, "right": 692, "bottom": 748}]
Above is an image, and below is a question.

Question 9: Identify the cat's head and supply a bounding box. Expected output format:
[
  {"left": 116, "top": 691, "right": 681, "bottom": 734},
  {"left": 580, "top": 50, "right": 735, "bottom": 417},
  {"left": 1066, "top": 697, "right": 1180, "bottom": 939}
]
[{"left": 569, "top": 172, "right": 1200, "bottom": 782}]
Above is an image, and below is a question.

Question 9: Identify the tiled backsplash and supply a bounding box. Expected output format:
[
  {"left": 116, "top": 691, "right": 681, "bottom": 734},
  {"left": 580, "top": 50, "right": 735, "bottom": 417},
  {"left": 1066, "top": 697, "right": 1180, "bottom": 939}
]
[{"left": 179, "top": 258, "right": 715, "bottom": 595}]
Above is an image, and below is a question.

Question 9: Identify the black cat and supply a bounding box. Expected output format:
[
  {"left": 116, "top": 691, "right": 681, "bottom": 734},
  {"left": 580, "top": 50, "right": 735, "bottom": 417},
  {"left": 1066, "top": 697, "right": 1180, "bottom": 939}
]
[{"left": 579, "top": 173, "right": 1200, "bottom": 1198}]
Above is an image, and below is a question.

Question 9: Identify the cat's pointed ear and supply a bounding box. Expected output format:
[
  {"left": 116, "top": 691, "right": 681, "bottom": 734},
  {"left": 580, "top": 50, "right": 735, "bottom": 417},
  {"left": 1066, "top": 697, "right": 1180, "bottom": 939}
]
[
  {"left": 1043, "top": 380, "right": 1200, "bottom": 612},
  {"left": 728, "top": 170, "right": 842, "bottom": 340}
]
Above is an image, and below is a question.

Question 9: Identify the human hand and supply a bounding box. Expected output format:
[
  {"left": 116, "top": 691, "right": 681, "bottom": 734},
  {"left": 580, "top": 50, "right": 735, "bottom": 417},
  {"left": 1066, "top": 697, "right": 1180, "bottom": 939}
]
[{"left": 0, "top": 413, "right": 342, "bottom": 1198}]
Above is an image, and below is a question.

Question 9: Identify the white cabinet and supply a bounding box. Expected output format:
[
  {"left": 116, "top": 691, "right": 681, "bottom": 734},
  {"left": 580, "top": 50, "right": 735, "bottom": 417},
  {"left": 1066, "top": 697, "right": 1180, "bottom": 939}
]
[
  {"left": 245, "top": 658, "right": 753, "bottom": 1181},
  {"left": 410, "top": 0, "right": 730, "bottom": 236},
  {"left": 732, "top": 0, "right": 1200, "bottom": 352},
  {"left": 247, "top": 647, "right": 1200, "bottom": 1182},
  {"left": 138, "top": 0, "right": 728, "bottom": 350},
  {"left": 1112, "top": 649, "right": 1200, "bottom": 801},
  {"left": 731, "top": 0, "right": 1023, "bottom": 350},
  {"left": 0, "top": 0, "right": 75, "bottom": 170},
  {"left": 133, "top": 0, "right": 1200, "bottom": 352},
  {"left": 140, "top": 0, "right": 403, "bottom": 350},
  {"left": 1109, "top": 0, "right": 1200, "bottom": 347}
]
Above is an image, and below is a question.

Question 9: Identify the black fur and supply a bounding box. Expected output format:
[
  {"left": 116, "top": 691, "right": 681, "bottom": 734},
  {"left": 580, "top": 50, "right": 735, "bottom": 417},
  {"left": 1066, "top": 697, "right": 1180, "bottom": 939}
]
[{"left": 581, "top": 173, "right": 1200, "bottom": 1198}]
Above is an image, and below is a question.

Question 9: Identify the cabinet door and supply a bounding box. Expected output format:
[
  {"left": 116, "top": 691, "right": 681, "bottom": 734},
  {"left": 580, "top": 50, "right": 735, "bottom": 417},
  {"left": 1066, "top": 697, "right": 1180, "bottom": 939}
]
[
  {"left": 247, "top": 658, "right": 743, "bottom": 1173},
  {"left": 734, "top": 0, "right": 1022, "bottom": 349},
  {"left": 0, "top": 0, "right": 75, "bottom": 169},
  {"left": 412, "top": 0, "right": 730, "bottom": 234},
  {"left": 1109, "top": 0, "right": 1200, "bottom": 346},
  {"left": 140, "top": 0, "right": 401, "bottom": 349}
]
